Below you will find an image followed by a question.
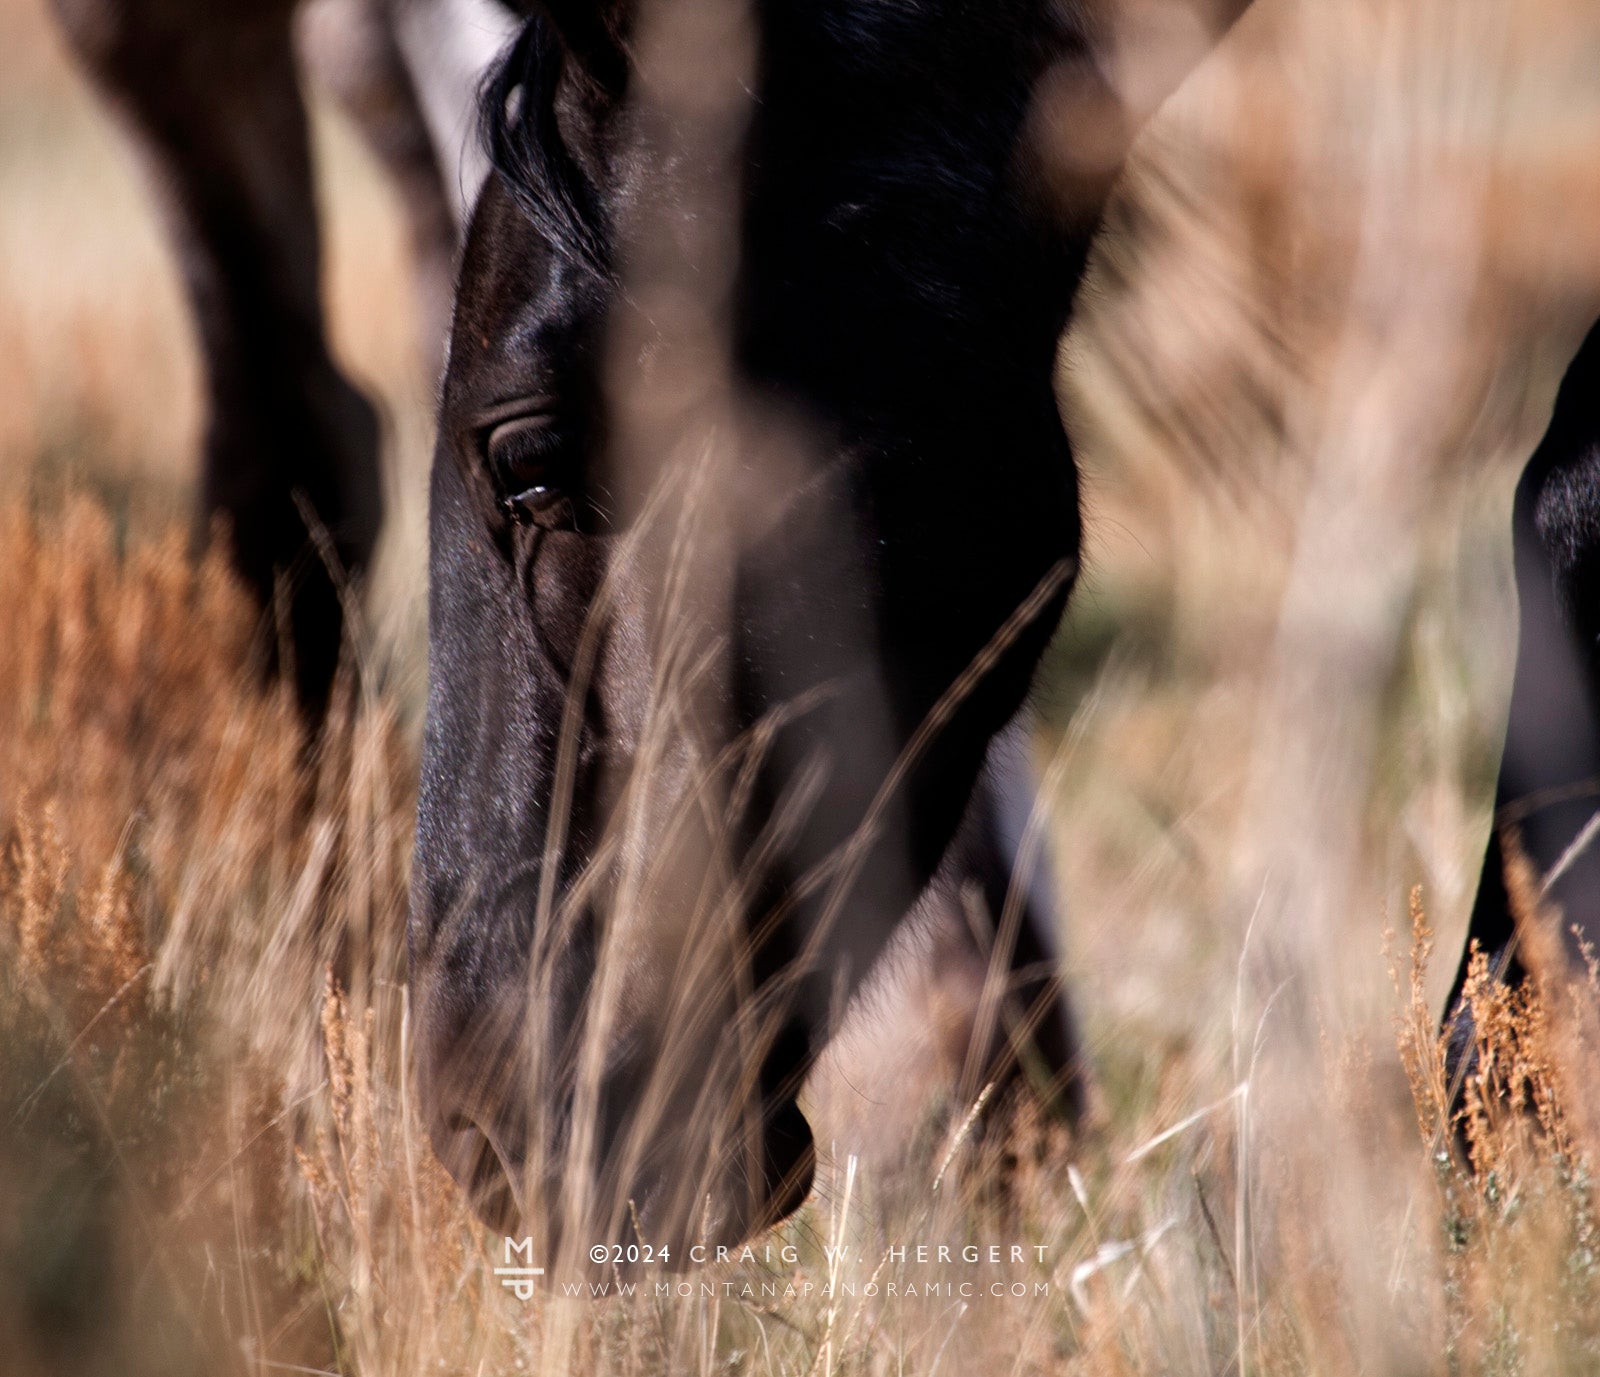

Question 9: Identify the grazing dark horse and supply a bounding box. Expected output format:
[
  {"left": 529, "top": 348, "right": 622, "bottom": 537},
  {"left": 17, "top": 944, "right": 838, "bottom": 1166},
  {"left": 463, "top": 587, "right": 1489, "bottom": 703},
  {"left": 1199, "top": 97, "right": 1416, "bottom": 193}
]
[
  {"left": 410, "top": 0, "right": 1600, "bottom": 1262},
  {"left": 51, "top": 0, "right": 1085, "bottom": 1226},
  {"left": 409, "top": 0, "right": 1226, "bottom": 1258}
]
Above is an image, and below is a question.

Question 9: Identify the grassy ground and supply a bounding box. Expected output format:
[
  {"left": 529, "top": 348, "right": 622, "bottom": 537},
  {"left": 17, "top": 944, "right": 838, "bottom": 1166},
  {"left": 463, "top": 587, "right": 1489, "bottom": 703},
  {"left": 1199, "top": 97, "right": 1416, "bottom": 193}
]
[{"left": 6, "top": 0, "right": 1600, "bottom": 1371}]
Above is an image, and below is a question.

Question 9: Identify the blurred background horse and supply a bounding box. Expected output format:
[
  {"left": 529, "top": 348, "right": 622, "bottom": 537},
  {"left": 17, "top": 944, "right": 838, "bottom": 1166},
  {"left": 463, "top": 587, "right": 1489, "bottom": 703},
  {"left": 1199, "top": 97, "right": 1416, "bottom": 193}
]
[{"left": 49, "top": 0, "right": 513, "bottom": 710}]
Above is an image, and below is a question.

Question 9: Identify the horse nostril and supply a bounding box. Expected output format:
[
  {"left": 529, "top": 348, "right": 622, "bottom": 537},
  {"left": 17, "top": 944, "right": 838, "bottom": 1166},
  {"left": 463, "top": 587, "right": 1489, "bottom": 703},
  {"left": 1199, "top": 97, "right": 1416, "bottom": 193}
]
[
  {"left": 762, "top": 1101, "right": 816, "bottom": 1227},
  {"left": 436, "top": 1112, "right": 522, "bottom": 1233}
]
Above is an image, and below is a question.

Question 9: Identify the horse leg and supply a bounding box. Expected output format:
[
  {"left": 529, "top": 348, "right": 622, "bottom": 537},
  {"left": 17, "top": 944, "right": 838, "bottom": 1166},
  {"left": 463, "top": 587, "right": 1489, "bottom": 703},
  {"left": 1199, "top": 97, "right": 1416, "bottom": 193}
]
[
  {"left": 51, "top": 0, "right": 382, "bottom": 716},
  {"left": 1446, "top": 315, "right": 1600, "bottom": 1081},
  {"left": 951, "top": 718, "right": 1088, "bottom": 1123},
  {"left": 296, "top": 0, "right": 484, "bottom": 366}
]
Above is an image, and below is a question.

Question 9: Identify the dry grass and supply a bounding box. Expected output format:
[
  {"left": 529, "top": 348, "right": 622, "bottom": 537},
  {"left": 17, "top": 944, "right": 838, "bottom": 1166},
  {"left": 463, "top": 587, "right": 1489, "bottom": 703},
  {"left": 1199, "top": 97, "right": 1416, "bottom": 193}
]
[
  {"left": 7, "top": 0, "right": 1600, "bottom": 1370},
  {"left": 5, "top": 495, "right": 1600, "bottom": 1376}
]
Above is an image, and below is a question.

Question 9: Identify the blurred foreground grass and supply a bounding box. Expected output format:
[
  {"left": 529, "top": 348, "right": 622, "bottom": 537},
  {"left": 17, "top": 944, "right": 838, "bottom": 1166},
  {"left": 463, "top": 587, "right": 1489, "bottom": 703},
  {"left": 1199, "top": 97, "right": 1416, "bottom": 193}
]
[
  {"left": 2, "top": 493, "right": 1600, "bottom": 1373},
  {"left": 8, "top": 0, "right": 1600, "bottom": 1368}
]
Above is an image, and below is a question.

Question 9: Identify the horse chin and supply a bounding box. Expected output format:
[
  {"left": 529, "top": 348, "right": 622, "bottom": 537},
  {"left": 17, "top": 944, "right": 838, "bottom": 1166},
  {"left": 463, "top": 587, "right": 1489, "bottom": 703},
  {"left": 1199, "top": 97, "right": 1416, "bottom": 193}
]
[
  {"left": 610, "top": 1099, "right": 818, "bottom": 1270},
  {"left": 435, "top": 1094, "right": 817, "bottom": 1270}
]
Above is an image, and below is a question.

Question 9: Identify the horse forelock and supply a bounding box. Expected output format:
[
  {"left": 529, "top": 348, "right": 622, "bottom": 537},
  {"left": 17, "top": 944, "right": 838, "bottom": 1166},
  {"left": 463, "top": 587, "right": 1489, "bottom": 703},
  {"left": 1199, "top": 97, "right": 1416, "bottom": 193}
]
[{"left": 480, "top": 15, "right": 614, "bottom": 282}]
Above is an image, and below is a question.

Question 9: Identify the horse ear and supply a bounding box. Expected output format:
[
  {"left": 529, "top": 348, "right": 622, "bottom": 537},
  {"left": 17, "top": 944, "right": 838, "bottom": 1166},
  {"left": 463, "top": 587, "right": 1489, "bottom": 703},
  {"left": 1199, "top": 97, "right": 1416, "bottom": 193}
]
[{"left": 503, "top": 0, "right": 629, "bottom": 95}]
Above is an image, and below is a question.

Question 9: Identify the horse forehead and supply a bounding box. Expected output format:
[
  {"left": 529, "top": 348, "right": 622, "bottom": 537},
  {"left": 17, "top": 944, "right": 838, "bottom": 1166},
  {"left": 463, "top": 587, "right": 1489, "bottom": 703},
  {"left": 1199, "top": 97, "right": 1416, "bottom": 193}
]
[
  {"left": 448, "top": 187, "right": 601, "bottom": 393},
  {"left": 456, "top": 182, "right": 557, "bottom": 327}
]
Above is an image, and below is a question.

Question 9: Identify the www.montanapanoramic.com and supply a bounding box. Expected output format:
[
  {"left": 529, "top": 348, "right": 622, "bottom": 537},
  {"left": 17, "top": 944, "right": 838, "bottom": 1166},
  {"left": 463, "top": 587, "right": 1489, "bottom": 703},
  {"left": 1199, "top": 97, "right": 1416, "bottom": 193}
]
[{"left": 553, "top": 1279, "right": 1057, "bottom": 1301}]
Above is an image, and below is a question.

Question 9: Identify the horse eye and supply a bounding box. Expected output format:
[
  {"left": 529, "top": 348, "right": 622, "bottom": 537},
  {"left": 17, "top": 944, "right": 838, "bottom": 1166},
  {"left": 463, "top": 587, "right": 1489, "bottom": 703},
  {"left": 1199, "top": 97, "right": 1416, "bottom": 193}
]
[
  {"left": 503, "top": 485, "right": 576, "bottom": 531},
  {"left": 483, "top": 409, "right": 575, "bottom": 530}
]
